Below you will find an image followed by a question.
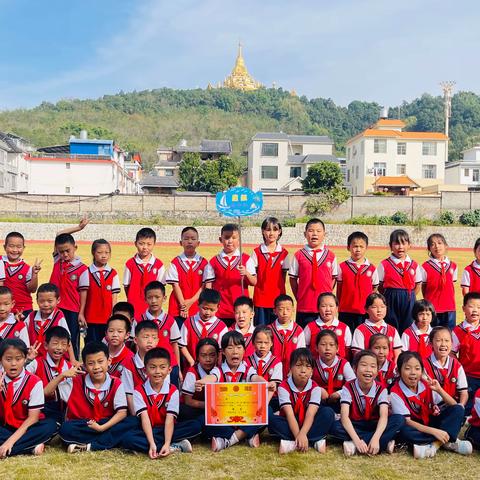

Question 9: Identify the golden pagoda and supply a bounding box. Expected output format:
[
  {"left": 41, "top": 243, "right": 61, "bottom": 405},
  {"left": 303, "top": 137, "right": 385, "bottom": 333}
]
[{"left": 222, "top": 43, "right": 262, "bottom": 91}]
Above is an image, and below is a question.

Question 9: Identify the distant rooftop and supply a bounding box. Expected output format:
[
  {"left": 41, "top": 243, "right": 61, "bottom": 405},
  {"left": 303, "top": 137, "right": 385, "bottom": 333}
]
[
  {"left": 0, "top": 131, "right": 29, "bottom": 153},
  {"left": 252, "top": 132, "right": 333, "bottom": 144},
  {"left": 140, "top": 175, "right": 179, "bottom": 188},
  {"left": 37, "top": 145, "right": 70, "bottom": 154},
  {"left": 287, "top": 154, "right": 338, "bottom": 165},
  {"left": 158, "top": 139, "right": 232, "bottom": 155}
]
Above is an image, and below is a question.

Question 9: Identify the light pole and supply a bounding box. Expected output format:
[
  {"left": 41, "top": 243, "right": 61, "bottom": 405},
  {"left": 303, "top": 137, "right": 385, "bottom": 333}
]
[{"left": 440, "top": 81, "right": 455, "bottom": 164}]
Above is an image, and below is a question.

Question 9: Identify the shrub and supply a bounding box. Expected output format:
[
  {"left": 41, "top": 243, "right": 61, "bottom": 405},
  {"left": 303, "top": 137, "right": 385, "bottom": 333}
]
[
  {"left": 378, "top": 216, "right": 392, "bottom": 225},
  {"left": 438, "top": 210, "right": 455, "bottom": 225},
  {"left": 459, "top": 210, "right": 480, "bottom": 227},
  {"left": 391, "top": 211, "right": 409, "bottom": 225}
]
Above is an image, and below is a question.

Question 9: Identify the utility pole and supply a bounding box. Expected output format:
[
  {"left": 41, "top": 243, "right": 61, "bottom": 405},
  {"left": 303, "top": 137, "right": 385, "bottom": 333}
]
[{"left": 440, "top": 81, "right": 455, "bottom": 163}]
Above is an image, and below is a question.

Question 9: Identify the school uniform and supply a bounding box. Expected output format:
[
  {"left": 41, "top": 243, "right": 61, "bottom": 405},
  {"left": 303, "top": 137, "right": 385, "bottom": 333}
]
[
  {"left": 245, "top": 352, "right": 283, "bottom": 384},
  {"left": 376, "top": 360, "right": 397, "bottom": 390},
  {"left": 401, "top": 324, "right": 433, "bottom": 359},
  {"left": 24, "top": 309, "right": 69, "bottom": 358},
  {"left": 250, "top": 243, "right": 289, "bottom": 325},
  {"left": 121, "top": 352, "right": 148, "bottom": 397},
  {"left": 312, "top": 356, "right": 355, "bottom": 398},
  {"left": 179, "top": 313, "right": 227, "bottom": 362},
  {"left": 421, "top": 257, "right": 457, "bottom": 329},
  {"left": 202, "top": 249, "right": 256, "bottom": 326},
  {"left": 58, "top": 373, "right": 132, "bottom": 450},
  {"left": 0, "top": 369, "right": 57, "bottom": 456},
  {"left": 0, "top": 256, "right": 33, "bottom": 313},
  {"left": 123, "top": 254, "right": 165, "bottom": 318},
  {"left": 377, "top": 255, "right": 422, "bottom": 334},
  {"left": 330, "top": 379, "right": 405, "bottom": 450},
  {"left": 337, "top": 258, "right": 379, "bottom": 332},
  {"left": 229, "top": 323, "right": 255, "bottom": 358},
  {"left": 108, "top": 344, "right": 134, "bottom": 379},
  {"left": 0, "top": 313, "right": 30, "bottom": 346},
  {"left": 49, "top": 254, "right": 88, "bottom": 359},
  {"left": 465, "top": 387, "right": 480, "bottom": 448},
  {"left": 165, "top": 253, "right": 208, "bottom": 324},
  {"left": 78, "top": 264, "right": 120, "bottom": 342},
  {"left": 288, "top": 245, "right": 338, "bottom": 328},
  {"left": 391, "top": 378, "right": 464, "bottom": 445},
  {"left": 268, "top": 377, "right": 335, "bottom": 442},
  {"left": 304, "top": 317, "right": 352, "bottom": 359},
  {"left": 461, "top": 260, "right": 480, "bottom": 294},
  {"left": 351, "top": 319, "right": 402, "bottom": 359},
  {"left": 269, "top": 320, "right": 306, "bottom": 378}
]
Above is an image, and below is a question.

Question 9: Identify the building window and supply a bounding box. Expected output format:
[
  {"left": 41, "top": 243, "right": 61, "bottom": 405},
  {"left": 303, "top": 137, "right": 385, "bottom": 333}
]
[
  {"left": 422, "top": 142, "right": 437, "bottom": 156},
  {"left": 355, "top": 166, "right": 359, "bottom": 179},
  {"left": 66, "top": 162, "right": 71, "bottom": 169},
  {"left": 261, "top": 143, "right": 278, "bottom": 157},
  {"left": 290, "top": 167, "right": 301, "bottom": 178},
  {"left": 474, "top": 169, "right": 480, "bottom": 182},
  {"left": 373, "top": 162, "right": 387, "bottom": 176},
  {"left": 464, "top": 168, "right": 470, "bottom": 176},
  {"left": 396, "top": 164, "right": 406, "bottom": 175},
  {"left": 261, "top": 166, "right": 278, "bottom": 179},
  {"left": 374, "top": 139, "right": 387, "bottom": 153},
  {"left": 165, "top": 170, "right": 174, "bottom": 176},
  {"left": 397, "top": 142, "right": 407, "bottom": 155},
  {"left": 65, "top": 186, "right": 71, "bottom": 193},
  {"left": 422, "top": 164, "right": 437, "bottom": 179},
  {"left": 352, "top": 146, "right": 357, "bottom": 157}
]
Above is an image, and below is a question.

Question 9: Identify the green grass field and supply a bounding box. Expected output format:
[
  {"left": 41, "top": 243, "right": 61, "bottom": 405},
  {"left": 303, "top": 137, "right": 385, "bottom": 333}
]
[{"left": 1, "top": 242, "right": 478, "bottom": 479}]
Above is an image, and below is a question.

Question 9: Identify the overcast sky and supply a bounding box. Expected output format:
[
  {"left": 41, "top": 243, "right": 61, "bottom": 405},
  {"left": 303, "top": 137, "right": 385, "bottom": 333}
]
[{"left": 0, "top": 0, "right": 477, "bottom": 109}]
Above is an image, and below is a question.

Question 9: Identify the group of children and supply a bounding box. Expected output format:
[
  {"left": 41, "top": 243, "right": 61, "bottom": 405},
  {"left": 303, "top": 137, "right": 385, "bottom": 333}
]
[{"left": 0, "top": 216, "right": 480, "bottom": 461}]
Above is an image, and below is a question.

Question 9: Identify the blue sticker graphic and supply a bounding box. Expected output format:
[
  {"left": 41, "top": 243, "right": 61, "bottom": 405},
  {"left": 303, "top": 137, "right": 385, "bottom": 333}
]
[{"left": 216, "top": 187, "right": 263, "bottom": 217}]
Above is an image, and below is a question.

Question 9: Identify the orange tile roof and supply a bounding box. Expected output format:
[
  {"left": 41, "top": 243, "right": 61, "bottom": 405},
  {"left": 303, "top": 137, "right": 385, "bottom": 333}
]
[
  {"left": 373, "top": 175, "right": 419, "bottom": 187},
  {"left": 376, "top": 119, "right": 406, "bottom": 127},
  {"left": 363, "top": 129, "right": 447, "bottom": 140}
]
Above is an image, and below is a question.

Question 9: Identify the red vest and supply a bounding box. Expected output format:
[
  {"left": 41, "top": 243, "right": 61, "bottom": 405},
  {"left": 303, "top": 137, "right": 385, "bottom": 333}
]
[
  {"left": 390, "top": 379, "right": 434, "bottom": 424},
  {"left": 253, "top": 246, "right": 288, "bottom": 308},
  {"left": 294, "top": 248, "right": 336, "bottom": 313},
  {"left": 354, "top": 323, "right": 398, "bottom": 361},
  {"left": 184, "top": 365, "right": 210, "bottom": 401},
  {"left": 182, "top": 316, "right": 226, "bottom": 362},
  {"left": 463, "top": 263, "right": 480, "bottom": 293},
  {"left": 381, "top": 257, "right": 419, "bottom": 290},
  {"left": 0, "top": 320, "right": 26, "bottom": 341},
  {"left": 469, "top": 389, "right": 480, "bottom": 427},
  {"left": 108, "top": 346, "right": 134, "bottom": 379},
  {"left": 167, "top": 256, "right": 208, "bottom": 317},
  {"left": 228, "top": 326, "right": 255, "bottom": 358},
  {"left": 422, "top": 260, "right": 456, "bottom": 313},
  {"left": 338, "top": 261, "right": 376, "bottom": 314},
  {"left": 122, "top": 355, "right": 147, "bottom": 390},
  {"left": 344, "top": 380, "right": 384, "bottom": 421},
  {"left": 270, "top": 323, "right": 304, "bottom": 378},
  {"left": 26, "top": 309, "right": 65, "bottom": 358},
  {"left": 2, "top": 260, "right": 32, "bottom": 311},
  {"left": 49, "top": 259, "right": 87, "bottom": 312},
  {"left": 306, "top": 320, "right": 349, "bottom": 359},
  {"left": 424, "top": 356, "right": 463, "bottom": 399},
  {"left": 376, "top": 360, "right": 397, "bottom": 389},
  {"left": 402, "top": 327, "right": 432, "bottom": 359},
  {"left": 125, "top": 257, "right": 164, "bottom": 317},
  {"left": 245, "top": 354, "right": 282, "bottom": 382},
  {"left": 208, "top": 253, "right": 251, "bottom": 319},
  {"left": 313, "top": 357, "right": 349, "bottom": 394},
  {"left": 84, "top": 267, "right": 119, "bottom": 325},
  {"left": 65, "top": 375, "right": 122, "bottom": 420},
  {"left": 135, "top": 382, "right": 177, "bottom": 427},
  {"left": 279, "top": 379, "right": 319, "bottom": 426},
  {"left": 33, "top": 356, "right": 72, "bottom": 402},
  {"left": 453, "top": 324, "right": 480, "bottom": 378}
]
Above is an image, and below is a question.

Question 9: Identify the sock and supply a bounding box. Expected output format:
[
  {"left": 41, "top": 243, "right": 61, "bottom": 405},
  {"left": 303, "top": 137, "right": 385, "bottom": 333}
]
[{"left": 228, "top": 432, "right": 239, "bottom": 447}]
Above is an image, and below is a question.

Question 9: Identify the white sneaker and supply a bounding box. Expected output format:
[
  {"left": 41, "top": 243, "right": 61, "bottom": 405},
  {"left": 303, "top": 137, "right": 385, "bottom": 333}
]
[
  {"left": 443, "top": 439, "right": 473, "bottom": 455},
  {"left": 211, "top": 437, "right": 228, "bottom": 452},
  {"left": 386, "top": 440, "right": 395, "bottom": 454},
  {"left": 413, "top": 443, "right": 437, "bottom": 459},
  {"left": 32, "top": 443, "right": 45, "bottom": 456},
  {"left": 248, "top": 434, "right": 260, "bottom": 448},
  {"left": 343, "top": 441, "right": 356, "bottom": 456},
  {"left": 170, "top": 439, "right": 193, "bottom": 453},
  {"left": 314, "top": 438, "right": 326, "bottom": 453},
  {"left": 279, "top": 439, "right": 296, "bottom": 454},
  {"left": 67, "top": 443, "right": 91, "bottom": 454}
]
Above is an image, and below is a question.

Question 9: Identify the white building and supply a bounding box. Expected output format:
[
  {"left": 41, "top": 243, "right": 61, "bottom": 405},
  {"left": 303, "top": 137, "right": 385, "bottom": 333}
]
[
  {"left": 247, "top": 132, "right": 338, "bottom": 191},
  {"left": 445, "top": 145, "right": 480, "bottom": 190},
  {"left": 345, "top": 118, "right": 448, "bottom": 195},
  {"left": 0, "top": 132, "right": 32, "bottom": 193}
]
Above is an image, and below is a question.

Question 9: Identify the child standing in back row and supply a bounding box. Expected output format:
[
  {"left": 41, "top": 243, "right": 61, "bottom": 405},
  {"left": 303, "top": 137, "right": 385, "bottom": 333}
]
[{"left": 461, "top": 237, "right": 480, "bottom": 296}]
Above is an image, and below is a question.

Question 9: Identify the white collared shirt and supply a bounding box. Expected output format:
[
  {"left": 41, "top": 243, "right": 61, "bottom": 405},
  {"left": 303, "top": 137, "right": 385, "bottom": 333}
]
[
  {"left": 352, "top": 319, "right": 402, "bottom": 351},
  {"left": 179, "top": 313, "right": 227, "bottom": 348},
  {"left": 304, "top": 317, "right": 352, "bottom": 348},
  {"left": 250, "top": 243, "right": 290, "bottom": 271},
  {"left": 340, "top": 378, "right": 388, "bottom": 406},
  {"left": 401, "top": 323, "right": 432, "bottom": 351},
  {"left": 79, "top": 263, "right": 120, "bottom": 293},
  {"left": 3, "top": 369, "right": 44, "bottom": 409},
  {"left": 337, "top": 257, "right": 379, "bottom": 285},
  {"left": 182, "top": 364, "right": 221, "bottom": 396},
  {"left": 133, "top": 379, "right": 179, "bottom": 417},
  {"left": 165, "top": 253, "right": 204, "bottom": 284},
  {"left": 278, "top": 376, "right": 322, "bottom": 409},
  {"left": 123, "top": 254, "right": 165, "bottom": 286},
  {"left": 24, "top": 309, "right": 70, "bottom": 335},
  {"left": 202, "top": 249, "right": 256, "bottom": 282},
  {"left": 220, "top": 361, "right": 256, "bottom": 382},
  {"left": 0, "top": 313, "right": 30, "bottom": 346},
  {"left": 121, "top": 353, "right": 145, "bottom": 395},
  {"left": 377, "top": 254, "right": 422, "bottom": 283},
  {"left": 390, "top": 379, "right": 442, "bottom": 415},
  {"left": 131, "top": 309, "right": 181, "bottom": 340},
  {"left": 288, "top": 244, "right": 338, "bottom": 278}
]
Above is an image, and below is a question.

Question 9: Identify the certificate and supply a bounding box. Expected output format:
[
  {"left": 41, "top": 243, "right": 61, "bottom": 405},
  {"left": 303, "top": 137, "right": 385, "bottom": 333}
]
[{"left": 205, "top": 382, "right": 268, "bottom": 426}]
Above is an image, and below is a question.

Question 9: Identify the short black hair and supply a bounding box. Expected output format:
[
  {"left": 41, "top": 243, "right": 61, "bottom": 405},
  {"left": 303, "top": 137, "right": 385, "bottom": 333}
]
[
  {"left": 91, "top": 238, "right": 111, "bottom": 255},
  {"left": 365, "top": 292, "right": 386, "bottom": 310},
  {"left": 252, "top": 325, "right": 273, "bottom": 344},
  {"left": 352, "top": 350, "right": 378, "bottom": 369},
  {"left": 233, "top": 296, "right": 254, "bottom": 310},
  {"left": 144, "top": 347, "right": 171, "bottom": 366},
  {"left": 317, "top": 292, "right": 338, "bottom": 308},
  {"left": 429, "top": 326, "right": 452, "bottom": 343},
  {"left": 37, "top": 283, "right": 59, "bottom": 298},
  {"left": 0, "top": 286, "right": 12, "bottom": 298},
  {"left": 113, "top": 301, "right": 135, "bottom": 320},
  {"left": 274, "top": 294, "right": 294, "bottom": 307},
  {"left": 220, "top": 223, "right": 239, "bottom": 235},
  {"left": 55, "top": 233, "right": 76, "bottom": 247},
  {"left": 195, "top": 337, "right": 220, "bottom": 358},
  {"left": 45, "top": 326, "right": 71, "bottom": 344},
  {"left": 290, "top": 348, "right": 314, "bottom": 368},
  {"left": 261, "top": 217, "right": 282, "bottom": 241},
  {"left": 0, "top": 338, "right": 28, "bottom": 358},
  {"left": 316, "top": 329, "right": 338, "bottom": 347},
  {"left": 389, "top": 229, "right": 410, "bottom": 247},
  {"left": 221, "top": 330, "right": 245, "bottom": 350},
  {"left": 412, "top": 299, "right": 436, "bottom": 323},
  {"left": 368, "top": 333, "right": 390, "bottom": 348},
  {"left": 5, "top": 231, "right": 25, "bottom": 244},
  {"left": 136, "top": 227, "right": 156, "bottom": 243},
  {"left": 181, "top": 226, "right": 199, "bottom": 238},
  {"left": 199, "top": 289, "right": 221, "bottom": 305},
  {"left": 463, "top": 291, "right": 480, "bottom": 306},
  {"left": 135, "top": 320, "right": 159, "bottom": 336},
  {"left": 397, "top": 351, "right": 424, "bottom": 373},
  {"left": 305, "top": 218, "right": 325, "bottom": 231},
  {"left": 145, "top": 280, "right": 165, "bottom": 296},
  {"left": 347, "top": 231, "right": 368, "bottom": 247},
  {"left": 81, "top": 341, "right": 109, "bottom": 363},
  {"left": 106, "top": 314, "right": 131, "bottom": 332},
  {"left": 474, "top": 237, "right": 480, "bottom": 253}
]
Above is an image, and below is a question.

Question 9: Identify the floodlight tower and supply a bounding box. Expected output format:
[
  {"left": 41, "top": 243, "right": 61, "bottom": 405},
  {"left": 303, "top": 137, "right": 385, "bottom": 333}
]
[{"left": 440, "top": 81, "right": 455, "bottom": 163}]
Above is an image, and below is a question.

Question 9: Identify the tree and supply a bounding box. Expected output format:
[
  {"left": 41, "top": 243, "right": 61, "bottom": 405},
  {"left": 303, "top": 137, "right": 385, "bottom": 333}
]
[
  {"left": 302, "top": 162, "right": 343, "bottom": 194},
  {"left": 178, "top": 152, "right": 202, "bottom": 191}
]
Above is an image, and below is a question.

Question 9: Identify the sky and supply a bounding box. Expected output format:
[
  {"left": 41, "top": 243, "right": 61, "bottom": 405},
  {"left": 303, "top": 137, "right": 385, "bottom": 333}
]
[{"left": 1, "top": 0, "right": 478, "bottom": 110}]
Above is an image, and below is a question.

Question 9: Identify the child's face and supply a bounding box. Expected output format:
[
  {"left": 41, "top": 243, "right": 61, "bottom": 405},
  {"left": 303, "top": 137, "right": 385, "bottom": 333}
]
[
  {"left": 304, "top": 223, "right": 325, "bottom": 249},
  {"left": 234, "top": 305, "right": 254, "bottom": 331},
  {"left": 317, "top": 296, "right": 337, "bottom": 323},
  {"left": 135, "top": 237, "right": 155, "bottom": 259},
  {"left": 106, "top": 320, "right": 129, "bottom": 348},
  {"left": 180, "top": 230, "right": 200, "bottom": 256},
  {"left": 135, "top": 329, "right": 159, "bottom": 354},
  {"left": 197, "top": 344, "right": 218, "bottom": 371},
  {"left": 198, "top": 301, "right": 218, "bottom": 322},
  {"left": 56, "top": 242, "right": 77, "bottom": 262},
  {"left": 415, "top": 309, "right": 432, "bottom": 331},
  {"left": 355, "top": 355, "right": 378, "bottom": 385},
  {"left": 223, "top": 341, "right": 245, "bottom": 369},
  {"left": 37, "top": 291, "right": 59, "bottom": 316},
  {"left": 317, "top": 335, "right": 338, "bottom": 362},
  {"left": 274, "top": 300, "right": 294, "bottom": 325},
  {"left": 463, "top": 299, "right": 480, "bottom": 324},
  {"left": 431, "top": 330, "right": 452, "bottom": 359},
  {"left": 254, "top": 332, "right": 273, "bottom": 358},
  {"left": 475, "top": 245, "right": 480, "bottom": 263},
  {"left": 84, "top": 351, "right": 110, "bottom": 382},
  {"left": 145, "top": 357, "right": 171, "bottom": 386},
  {"left": 348, "top": 238, "right": 367, "bottom": 262},
  {"left": 390, "top": 240, "right": 409, "bottom": 259},
  {"left": 45, "top": 336, "right": 70, "bottom": 362},
  {"left": 290, "top": 358, "right": 313, "bottom": 386},
  {"left": 0, "top": 293, "right": 14, "bottom": 321},
  {"left": 366, "top": 299, "right": 387, "bottom": 323},
  {"left": 219, "top": 231, "right": 239, "bottom": 254},
  {"left": 370, "top": 338, "right": 389, "bottom": 364},
  {"left": 428, "top": 238, "right": 446, "bottom": 259},
  {"left": 93, "top": 244, "right": 111, "bottom": 266},
  {"left": 145, "top": 289, "right": 165, "bottom": 313},
  {"left": 4, "top": 236, "right": 24, "bottom": 262},
  {"left": 263, "top": 225, "right": 281, "bottom": 245},
  {"left": 1, "top": 347, "right": 26, "bottom": 377},
  {"left": 400, "top": 356, "right": 423, "bottom": 390}
]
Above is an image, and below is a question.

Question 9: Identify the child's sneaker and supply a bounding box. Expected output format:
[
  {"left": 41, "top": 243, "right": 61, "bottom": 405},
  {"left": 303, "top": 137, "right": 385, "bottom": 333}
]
[
  {"left": 32, "top": 443, "right": 45, "bottom": 456},
  {"left": 413, "top": 443, "right": 436, "bottom": 459},
  {"left": 314, "top": 438, "right": 326, "bottom": 453},
  {"left": 343, "top": 441, "right": 356, "bottom": 456},
  {"left": 279, "top": 439, "right": 296, "bottom": 454},
  {"left": 248, "top": 434, "right": 260, "bottom": 448},
  {"left": 170, "top": 439, "right": 193, "bottom": 453},
  {"left": 386, "top": 440, "right": 395, "bottom": 454},
  {"left": 211, "top": 437, "right": 228, "bottom": 452},
  {"left": 67, "top": 443, "right": 91, "bottom": 454},
  {"left": 443, "top": 439, "right": 473, "bottom": 455}
]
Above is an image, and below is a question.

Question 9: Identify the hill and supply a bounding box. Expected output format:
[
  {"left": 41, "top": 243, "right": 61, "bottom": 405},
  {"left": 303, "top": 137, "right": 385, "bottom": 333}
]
[{"left": 1, "top": 87, "right": 480, "bottom": 170}]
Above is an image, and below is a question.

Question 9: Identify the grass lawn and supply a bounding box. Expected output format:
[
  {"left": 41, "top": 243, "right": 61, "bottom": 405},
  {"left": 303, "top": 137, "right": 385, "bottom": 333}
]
[{"left": 1, "top": 242, "right": 478, "bottom": 479}]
